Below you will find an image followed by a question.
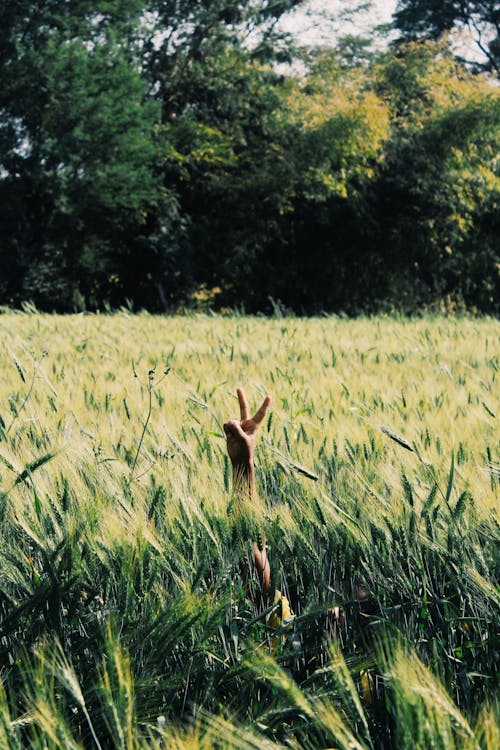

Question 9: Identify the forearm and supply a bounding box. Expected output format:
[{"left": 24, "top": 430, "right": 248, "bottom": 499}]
[
  {"left": 232, "top": 460, "right": 256, "bottom": 502},
  {"left": 224, "top": 389, "right": 272, "bottom": 603},
  {"left": 231, "top": 458, "right": 271, "bottom": 599}
]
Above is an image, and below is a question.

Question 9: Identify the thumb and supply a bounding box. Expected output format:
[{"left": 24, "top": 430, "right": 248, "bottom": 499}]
[{"left": 223, "top": 420, "right": 247, "bottom": 440}]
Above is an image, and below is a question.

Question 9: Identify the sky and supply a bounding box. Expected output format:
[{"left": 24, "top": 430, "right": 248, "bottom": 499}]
[
  {"left": 280, "top": 0, "right": 399, "bottom": 47},
  {"left": 280, "top": 1, "right": 490, "bottom": 66}
]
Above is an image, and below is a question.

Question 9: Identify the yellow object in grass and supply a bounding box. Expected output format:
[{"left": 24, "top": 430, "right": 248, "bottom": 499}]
[
  {"left": 360, "top": 669, "right": 375, "bottom": 706},
  {"left": 268, "top": 590, "right": 293, "bottom": 653}
]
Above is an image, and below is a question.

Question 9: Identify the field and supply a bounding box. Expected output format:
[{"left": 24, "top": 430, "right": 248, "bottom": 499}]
[{"left": 0, "top": 311, "right": 498, "bottom": 749}]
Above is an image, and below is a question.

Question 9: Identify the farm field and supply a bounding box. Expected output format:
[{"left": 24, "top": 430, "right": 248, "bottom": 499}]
[{"left": 0, "top": 311, "right": 498, "bottom": 749}]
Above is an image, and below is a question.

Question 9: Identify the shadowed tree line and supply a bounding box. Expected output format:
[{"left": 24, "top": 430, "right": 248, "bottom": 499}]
[{"left": 0, "top": 0, "right": 498, "bottom": 314}]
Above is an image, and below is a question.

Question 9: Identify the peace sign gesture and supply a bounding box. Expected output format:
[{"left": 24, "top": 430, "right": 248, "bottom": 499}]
[{"left": 223, "top": 387, "right": 271, "bottom": 468}]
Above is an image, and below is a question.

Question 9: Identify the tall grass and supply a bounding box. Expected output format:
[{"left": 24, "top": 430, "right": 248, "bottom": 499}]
[{"left": 0, "top": 311, "right": 498, "bottom": 747}]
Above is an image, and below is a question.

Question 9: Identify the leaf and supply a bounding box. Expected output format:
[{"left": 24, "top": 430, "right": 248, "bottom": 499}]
[
  {"left": 453, "top": 490, "right": 472, "bottom": 519},
  {"left": 481, "top": 402, "right": 496, "bottom": 418},
  {"left": 380, "top": 425, "right": 414, "bottom": 452},
  {"left": 11, "top": 356, "right": 26, "bottom": 383},
  {"left": 33, "top": 488, "right": 42, "bottom": 520},
  {"left": 0, "top": 452, "right": 16, "bottom": 474},
  {"left": 444, "top": 451, "right": 455, "bottom": 505},
  {"left": 13, "top": 452, "right": 58, "bottom": 486},
  {"left": 401, "top": 472, "right": 414, "bottom": 506}
]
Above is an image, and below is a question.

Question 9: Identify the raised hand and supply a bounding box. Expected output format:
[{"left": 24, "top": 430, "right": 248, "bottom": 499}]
[
  {"left": 224, "top": 387, "right": 272, "bottom": 599},
  {"left": 223, "top": 387, "right": 271, "bottom": 468}
]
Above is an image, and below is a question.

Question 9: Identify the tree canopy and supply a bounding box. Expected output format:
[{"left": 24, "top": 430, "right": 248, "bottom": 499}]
[
  {"left": 0, "top": 1, "right": 498, "bottom": 314},
  {"left": 393, "top": 0, "right": 500, "bottom": 73}
]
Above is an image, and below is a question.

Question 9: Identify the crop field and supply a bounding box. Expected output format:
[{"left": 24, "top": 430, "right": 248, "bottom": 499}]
[{"left": 0, "top": 311, "right": 498, "bottom": 749}]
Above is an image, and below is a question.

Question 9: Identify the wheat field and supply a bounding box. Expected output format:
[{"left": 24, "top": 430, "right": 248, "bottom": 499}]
[{"left": 0, "top": 311, "right": 498, "bottom": 749}]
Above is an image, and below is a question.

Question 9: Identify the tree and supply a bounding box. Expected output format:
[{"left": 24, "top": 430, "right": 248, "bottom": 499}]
[
  {"left": 0, "top": 1, "right": 167, "bottom": 309},
  {"left": 253, "top": 51, "right": 391, "bottom": 313},
  {"left": 0, "top": 2, "right": 497, "bottom": 314},
  {"left": 393, "top": 0, "right": 500, "bottom": 74},
  {"left": 0, "top": 0, "right": 310, "bottom": 311},
  {"left": 143, "top": 0, "right": 304, "bottom": 121},
  {"left": 140, "top": 1, "right": 307, "bottom": 308},
  {"left": 372, "top": 42, "right": 500, "bottom": 312}
]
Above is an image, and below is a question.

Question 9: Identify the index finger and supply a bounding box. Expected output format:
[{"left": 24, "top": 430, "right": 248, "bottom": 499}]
[
  {"left": 252, "top": 395, "right": 271, "bottom": 425},
  {"left": 237, "top": 387, "right": 250, "bottom": 421}
]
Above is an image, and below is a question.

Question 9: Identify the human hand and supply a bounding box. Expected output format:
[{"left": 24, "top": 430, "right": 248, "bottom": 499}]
[{"left": 223, "top": 387, "right": 271, "bottom": 468}]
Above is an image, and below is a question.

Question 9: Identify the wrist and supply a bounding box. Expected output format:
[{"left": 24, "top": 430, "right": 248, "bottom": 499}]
[{"left": 231, "top": 458, "right": 254, "bottom": 473}]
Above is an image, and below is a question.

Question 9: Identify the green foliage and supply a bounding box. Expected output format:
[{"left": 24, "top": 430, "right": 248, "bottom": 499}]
[
  {"left": 393, "top": 0, "right": 500, "bottom": 74},
  {"left": 372, "top": 43, "right": 500, "bottom": 312},
  {"left": 0, "top": 1, "right": 163, "bottom": 309},
  {"left": 0, "top": 3, "right": 498, "bottom": 314}
]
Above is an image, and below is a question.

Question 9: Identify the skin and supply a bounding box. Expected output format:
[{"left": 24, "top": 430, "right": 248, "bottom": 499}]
[{"left": 223, "top": 387, "right": 272, "bottom": 597}]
